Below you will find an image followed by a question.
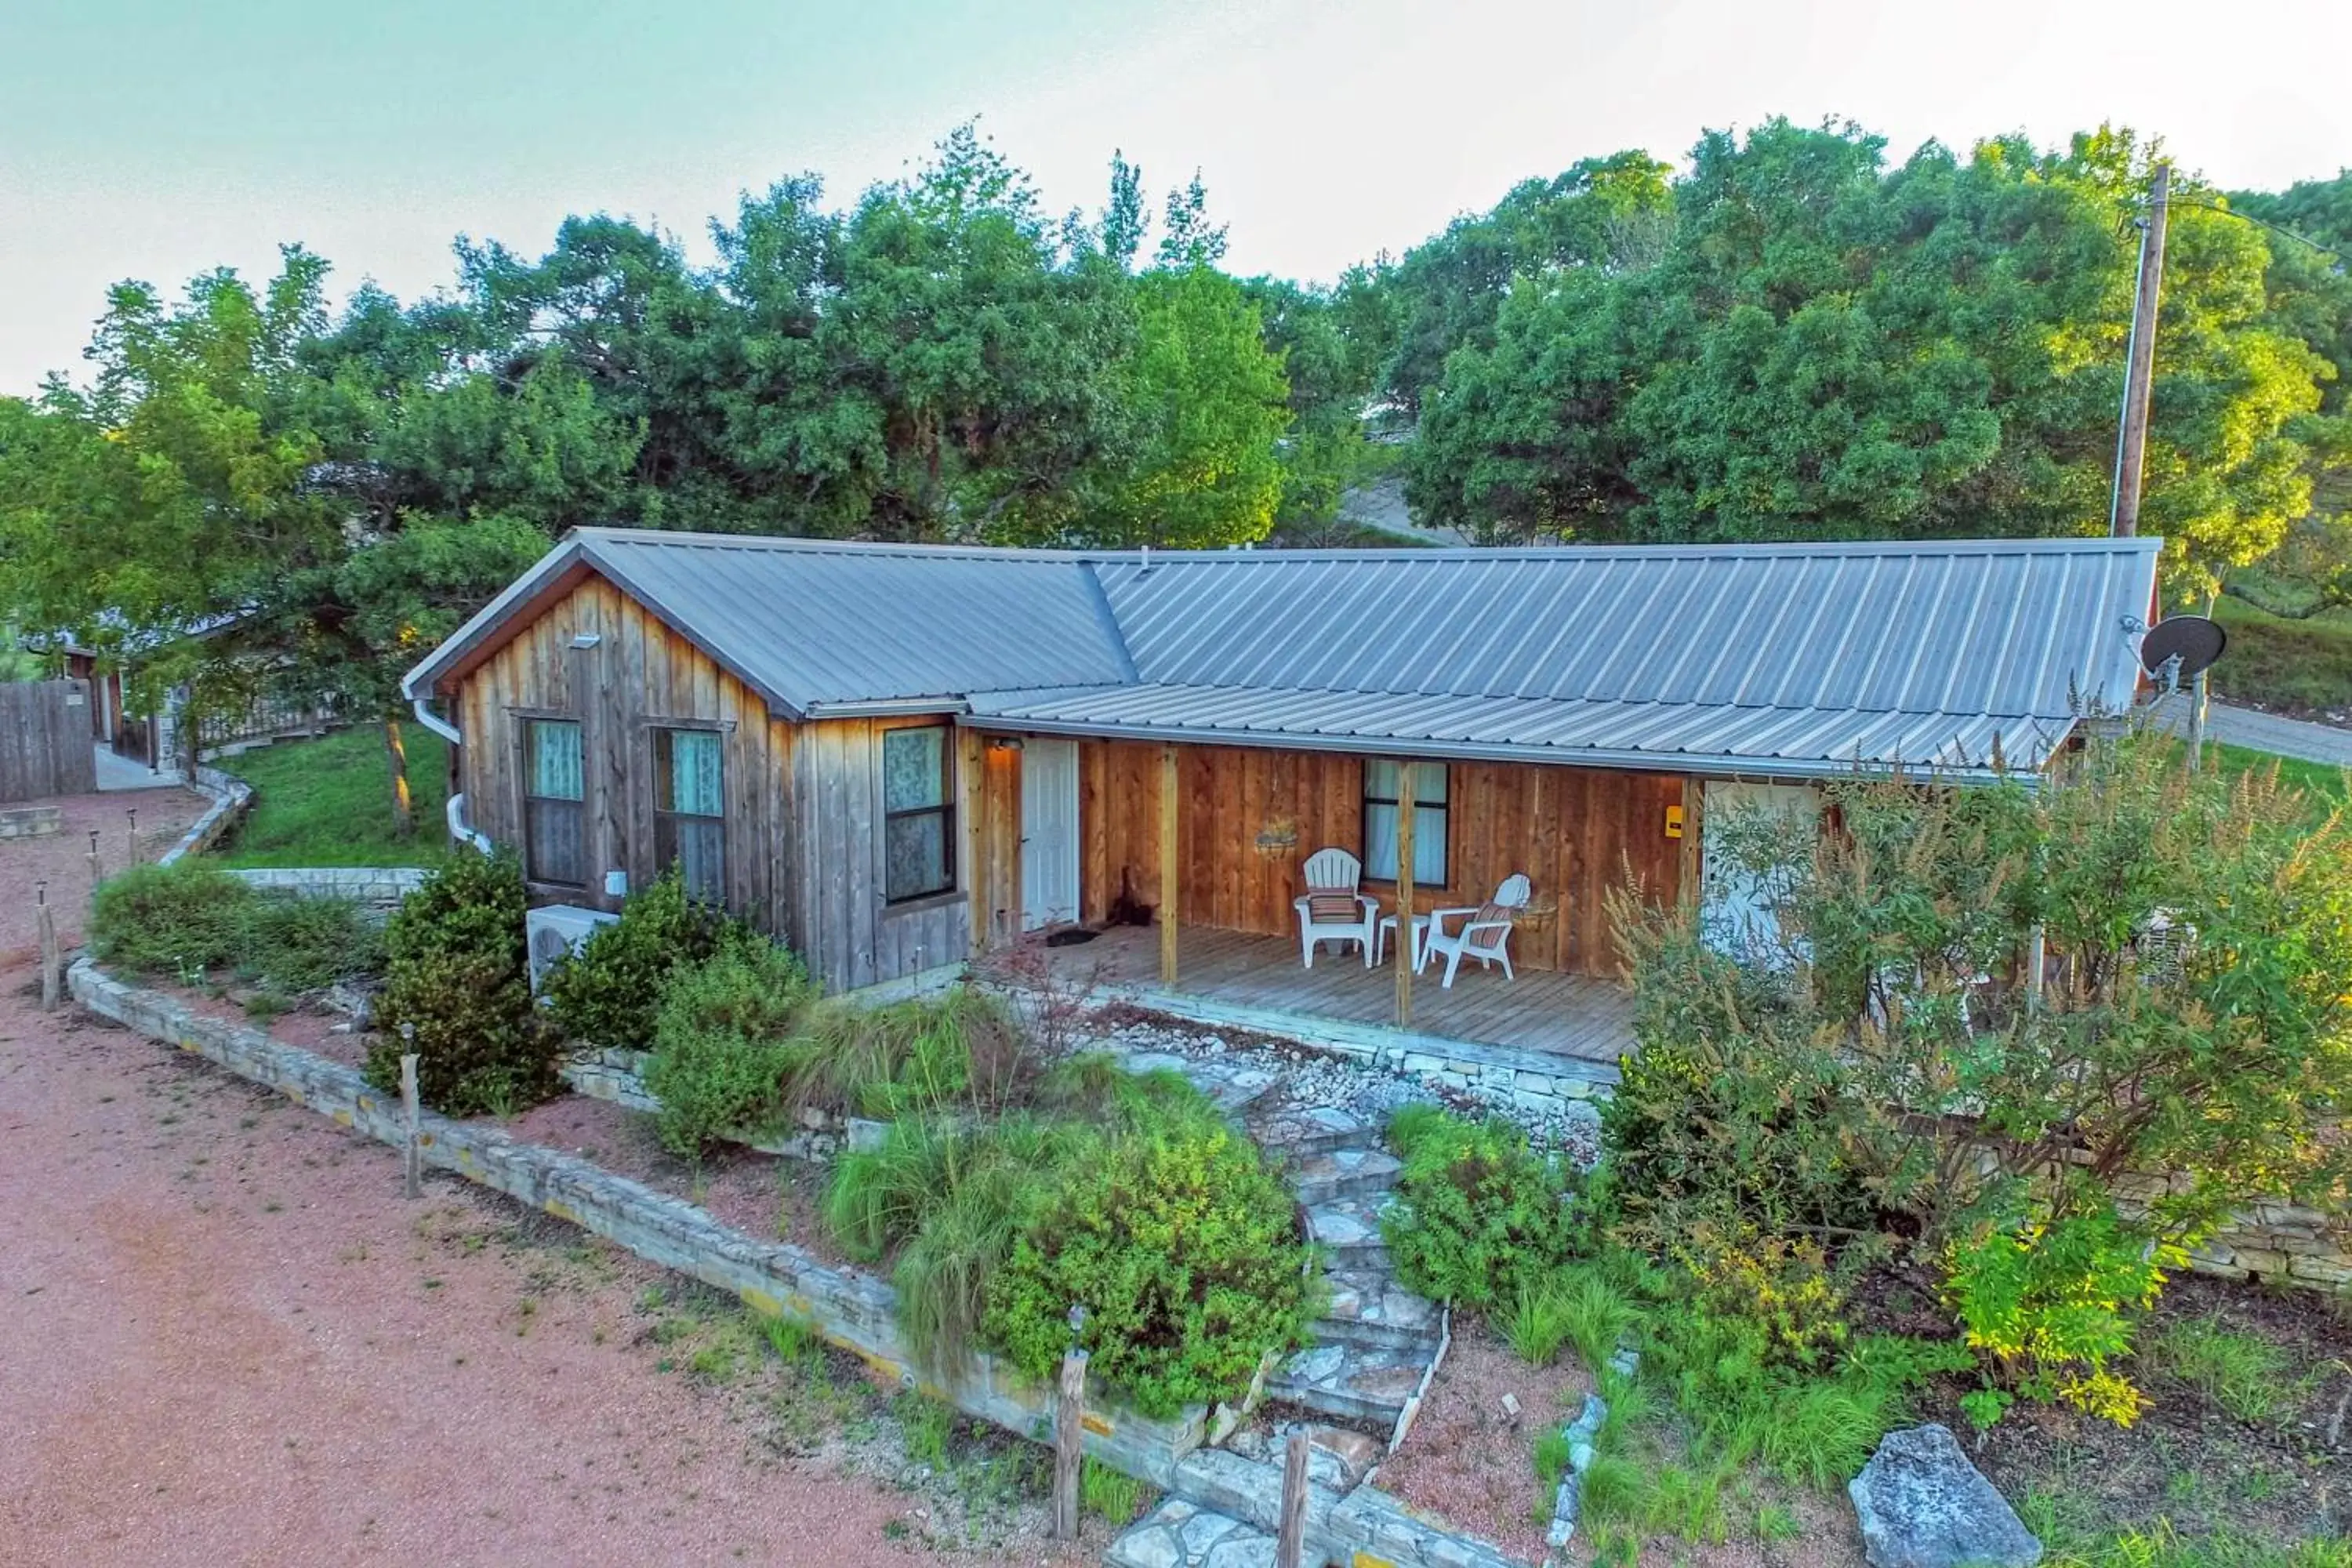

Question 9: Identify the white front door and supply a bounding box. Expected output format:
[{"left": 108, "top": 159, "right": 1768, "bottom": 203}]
[
  {"left": 1019, "top": 739, "right": 1080, "bottom": 931},
  {"left": 1700, "top": 780, "right": 1821, "bottom": 962}
]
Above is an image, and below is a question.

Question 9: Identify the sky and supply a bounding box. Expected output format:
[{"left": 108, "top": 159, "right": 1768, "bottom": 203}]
[{"left": 4, "top": 0, "right": 2349, "bottom": 394}]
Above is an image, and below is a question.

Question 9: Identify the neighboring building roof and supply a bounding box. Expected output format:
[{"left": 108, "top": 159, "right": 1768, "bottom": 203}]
[{"left": 405, "top": 528, "right": 2164, "bottom": 780}]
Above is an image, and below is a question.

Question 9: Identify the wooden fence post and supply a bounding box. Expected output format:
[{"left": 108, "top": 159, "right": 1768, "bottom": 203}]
[
  {"left": 1053, "top": 1345, "right": 1089, "bottom": 1540},
  {"left": 1276, "top": 1424, "right": 1310, "bottom": 1568},
  {"left": 37, "top": 882, "right": 59, "bottom": 1011},
  {"left": 399, "top": 1028, "right": 423, "bottom": 1200}
]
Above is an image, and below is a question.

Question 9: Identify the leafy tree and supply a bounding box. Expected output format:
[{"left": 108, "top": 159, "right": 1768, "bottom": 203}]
[
  {"left": 1070, "top": 267, "right": 1290, "bottom": 547},
  {"left": 1408, "top": 122, "right": 2334, "bottom": 596}
]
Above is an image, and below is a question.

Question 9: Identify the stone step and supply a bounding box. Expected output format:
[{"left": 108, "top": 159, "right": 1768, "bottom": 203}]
[
  {"left": 1313, "top": 1270, "right": 1442, "bottom": 1352},
  {"left": 1304, "top": 1196, "right": 1392, "bottom": 1270},
  {"left": 1265, "top": 1341, "right": 1432, "bottom": 1426},
  {"left": 1105, "top": 1497, "right": 1276, "bottom": 1568},
  {"left": 1248, "top": 1102, "right": 1384, "bottom": 1156},
  {"left": 1229, "top": 1421, "right": 1387, "bottom": 1495},
  {"left": 1114, "top": 1051, "right": 1283, "bottom": 1116},
  {"left": 1290, "top": 1146, "right": 1403, "bottom": 1206}
]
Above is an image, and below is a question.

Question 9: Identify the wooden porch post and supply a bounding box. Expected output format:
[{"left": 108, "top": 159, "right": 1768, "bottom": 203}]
[
  {"left": 1159, "top": 743, "right": 1180, "bottom": 986},
  {"left": 1678, "top": 775, "right": 1704, "bottom": 911},
  {"left": 1394, "top": 760, "right": 1416, "bottom": 1028},
  {"left": 963, "top": 729, "right": 987, "bottom": 953}
]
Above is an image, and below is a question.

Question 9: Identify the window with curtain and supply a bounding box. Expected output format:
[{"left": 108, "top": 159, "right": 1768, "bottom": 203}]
[
  {"left": 655, "top": 728, "right": 725, "bottom": 904},
  {"left": 523, "top": 718, "right": 586, "bottom": 887},
  {"left": 1363, "top": 758, "right": 1449, "bottom": 885},
  {"left": 882, "top": 724, "right": 954, "bottom": 902}
]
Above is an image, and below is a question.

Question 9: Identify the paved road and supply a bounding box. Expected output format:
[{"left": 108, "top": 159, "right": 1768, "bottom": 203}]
[{"left": 2151, "top": 693, "right": 2352, "bottom": 768}]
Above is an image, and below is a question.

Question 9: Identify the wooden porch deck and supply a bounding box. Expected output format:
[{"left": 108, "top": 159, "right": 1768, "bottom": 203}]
[{"left": 1038, "top": 924, "right": 1636, "bottom": 1069}]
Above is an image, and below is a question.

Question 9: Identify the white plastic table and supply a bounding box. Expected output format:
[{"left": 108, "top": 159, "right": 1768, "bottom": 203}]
[{"left": 1374, "top": 913, "right": 1430, "bottom": 969}]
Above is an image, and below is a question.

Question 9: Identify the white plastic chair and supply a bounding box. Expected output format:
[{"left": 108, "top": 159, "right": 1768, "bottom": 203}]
[
  {"left": 1419, "top": 873, "right": 1532, "bottom": 988},
  {"left": 1292, "top": 848, "right": 1380, "bottom": 969}
]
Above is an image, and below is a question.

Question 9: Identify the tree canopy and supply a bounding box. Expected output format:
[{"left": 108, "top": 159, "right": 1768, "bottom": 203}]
[{"left": 3, "top": 117, "right": 2349, "bottom": 778}]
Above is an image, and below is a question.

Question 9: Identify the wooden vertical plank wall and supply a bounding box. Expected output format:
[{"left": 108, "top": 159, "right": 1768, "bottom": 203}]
[{"left": 1073, "top": 739, "right": 1685, "bottom": 978}]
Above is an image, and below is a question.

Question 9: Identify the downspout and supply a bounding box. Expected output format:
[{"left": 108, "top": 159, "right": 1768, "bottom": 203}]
[{"left": 410, "top": 694, "right": 492, "bottom": 855}]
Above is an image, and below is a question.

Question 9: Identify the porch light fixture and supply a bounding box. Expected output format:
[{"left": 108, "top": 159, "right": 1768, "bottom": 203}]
[
  {"left": 987, "top": 737, "right": 1025, "bottom": 752},
  {"left": 568, "top": 632, "right": 601, "bottom": 649}
]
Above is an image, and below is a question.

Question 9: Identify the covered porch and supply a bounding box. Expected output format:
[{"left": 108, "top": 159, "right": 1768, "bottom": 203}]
[{"left": 1032, "top": 922, "right": 1637, "bottom": 1077}]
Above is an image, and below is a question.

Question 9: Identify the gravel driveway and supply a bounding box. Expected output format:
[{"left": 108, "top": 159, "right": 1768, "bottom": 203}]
[{"left": 0, "top": 789, "right": 1089, "bottom": 1567}]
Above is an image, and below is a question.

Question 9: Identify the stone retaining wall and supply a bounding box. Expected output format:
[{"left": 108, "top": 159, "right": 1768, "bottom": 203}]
[
  {"left": 158, "top": 766, "right": 251, "bottom": 865},
  {"left": 229, "top": 866, "right": 430, "bottom": 909},
  {"left": 2114, "top": 1174, "right": 2352, "bottom": 1292},
  {"left": 0, "top": 804, "right": 63, "bottom": 840},
  {"left": 557, "top": 1047, "right": 884, "bottom": 1160}
]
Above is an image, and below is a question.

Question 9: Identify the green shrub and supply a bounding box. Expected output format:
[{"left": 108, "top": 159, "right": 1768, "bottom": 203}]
[
  {"left": 987, "top": 1117, "right": 1313, "bottom": 1419},
  {"left": 89, "top": 862, "right": 251, "bottom": 978},
  {"left": 1381, "top": 1109, "right": 1588, "bottom": 1313},
  {"left": 238, "top": 892, "right": 384, "bottom": 992},
  {"left": 642, "top": 932, "right": 818, "bottom": 1155},
  {"left": 543, "top": 866, "right": 732, "bottom": 1049},
  {"left": 1944, "top": 1202, "right": 2174, "bottom": 1428},
  {"left": 90, "top": 862, "right": 381, "bottom": 993},
  {"left": 367, "top": 849, "right": 553, "bottom": 1116}
]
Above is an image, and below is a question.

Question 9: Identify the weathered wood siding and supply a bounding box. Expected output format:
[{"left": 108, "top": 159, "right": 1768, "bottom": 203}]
[
  {"left": 445, "top": 571, "right": 968, "bottom": 993},
  {"left": 452, "top": 576, "right": 790, "bottom": 930},
  {"left": 786, "top": 715, "right": 971, "bottom": 993},
  {"left": 1051, "top": 739, "right": 1684, "bottom": 977}
]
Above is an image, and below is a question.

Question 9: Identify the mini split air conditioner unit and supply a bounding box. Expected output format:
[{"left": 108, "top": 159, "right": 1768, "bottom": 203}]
[{"left": 526, "top": 903, "right": 619, "bottom": 992}]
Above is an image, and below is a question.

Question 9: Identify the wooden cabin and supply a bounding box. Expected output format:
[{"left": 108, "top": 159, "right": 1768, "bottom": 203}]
[{"left": 404, "top": 529, "right": 2161, "bottom": 1050}]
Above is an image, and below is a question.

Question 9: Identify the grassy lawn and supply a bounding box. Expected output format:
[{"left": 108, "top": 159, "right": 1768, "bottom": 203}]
[
  {"left": 2210, "top": 595, "right": 2352, "bottom": 720},
  {"left": 212, "top": 724, "right": 451, "bottom": 869}
]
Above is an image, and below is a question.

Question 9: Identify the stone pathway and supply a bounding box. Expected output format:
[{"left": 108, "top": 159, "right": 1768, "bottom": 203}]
[{"left": 1105, "top": 1498, "right": 1276, "bottom": 1568}]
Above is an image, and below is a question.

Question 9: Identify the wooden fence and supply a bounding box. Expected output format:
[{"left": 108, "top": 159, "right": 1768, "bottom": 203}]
[{"left": 0, "top": 680, "right": 100, "bottom": 802}]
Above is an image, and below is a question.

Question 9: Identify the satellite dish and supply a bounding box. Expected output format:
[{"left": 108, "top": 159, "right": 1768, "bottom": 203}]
[{"left": 2138, "top": 615, "right": 2227, "bottom": 681}]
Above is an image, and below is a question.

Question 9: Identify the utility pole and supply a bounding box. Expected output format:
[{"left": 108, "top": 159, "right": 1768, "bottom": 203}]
[{"left": 2110, "top": 162, "right": 2171, "bottom": 539}]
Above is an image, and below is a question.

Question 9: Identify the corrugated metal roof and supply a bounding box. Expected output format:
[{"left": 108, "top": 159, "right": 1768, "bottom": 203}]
[
  {"left": 405, "top": 530, "right": 2161, "bottom": 776},
  {"left": 405, "top": 529, "right": 1135, "bottom": 717},
  {"left": 1091, "top": 539, "right": 2155, "bottom": 721}
]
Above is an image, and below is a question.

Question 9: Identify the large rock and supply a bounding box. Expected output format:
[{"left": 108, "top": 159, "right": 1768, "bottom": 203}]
[{"left": 1849, "top": 1425, "right": 2042, "bottom": 1568}]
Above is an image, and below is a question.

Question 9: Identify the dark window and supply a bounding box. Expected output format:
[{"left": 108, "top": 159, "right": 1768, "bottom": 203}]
[
  {"left": 524, "top": 718, "right": 586, "bottom": 887},
  {"left": 654, "top": 728, "right": 726, "bottom": 904},
  {"left": 882, "top": 724, "right": 954, "bottom": 902},
  {"left": 1363, "top": 759, "right": 1449, "bottom": 886}
]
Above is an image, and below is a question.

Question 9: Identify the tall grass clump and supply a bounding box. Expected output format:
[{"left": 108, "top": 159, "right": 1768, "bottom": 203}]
[
  {"left": 825, "top": 1115, "right": 1088, "bottom": 1378},
  {"left": 642, "top": 930, "right": 818, "bottom": 1155}
]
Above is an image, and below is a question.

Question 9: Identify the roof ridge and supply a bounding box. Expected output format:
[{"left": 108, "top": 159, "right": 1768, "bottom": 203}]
[{"left": 570, "top": 524, "right": 2163, "bottom": 567}]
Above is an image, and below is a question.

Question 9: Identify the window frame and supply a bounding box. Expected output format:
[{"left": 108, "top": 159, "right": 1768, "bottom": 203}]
[
  {"left": 652, "top": 724, "right": 728, "bottom": 904},
  {"left": 520, "top": 715, "right": 588, "bottom": 890},
  {"left": 880, "top": 722, "right": 957, "bottom": 905},
  {"left": 1361, "top": 757, "right": 1450, "bottom": 887}
]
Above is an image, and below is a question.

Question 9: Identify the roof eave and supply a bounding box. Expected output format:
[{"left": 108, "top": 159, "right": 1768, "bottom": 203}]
[{"left": 956, "top": 710, "right": 2059, "bottom": 786}]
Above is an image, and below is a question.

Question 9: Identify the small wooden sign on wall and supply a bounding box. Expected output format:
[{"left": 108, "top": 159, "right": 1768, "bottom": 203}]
[{"left": 1254, "top": 818, "right": 1300, "bottom": 854}]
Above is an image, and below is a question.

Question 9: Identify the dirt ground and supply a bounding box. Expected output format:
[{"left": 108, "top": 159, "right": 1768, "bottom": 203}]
[
  {"left": 0, "top": 795, "right": 1095, "bottom": 1568},
  {"left": 0, "top": 786, "right": 208, "bottom": 962}
]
